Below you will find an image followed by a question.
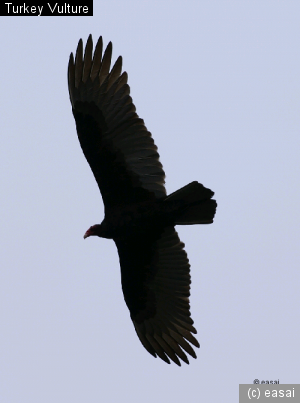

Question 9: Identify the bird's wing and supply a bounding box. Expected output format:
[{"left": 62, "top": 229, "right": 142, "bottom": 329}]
[
  {"left": 115, "top": 226, "right": 199, "bottom": 366},
  {"left": 68, "top": 35, "right": 166, "bottom": 207}
]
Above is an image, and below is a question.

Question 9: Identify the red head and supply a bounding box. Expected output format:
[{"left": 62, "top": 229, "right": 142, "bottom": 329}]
[
  {"left": 83, "top": 222, "right": 112, "bottom": 239},
  {"left": 83, "top": 224, "right": 102, "bottom": 239}
]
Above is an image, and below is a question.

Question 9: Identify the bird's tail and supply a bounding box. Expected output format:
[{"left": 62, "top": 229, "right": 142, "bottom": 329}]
[{"left": 165, "top": 181, "right": 217, "bottom": 225}]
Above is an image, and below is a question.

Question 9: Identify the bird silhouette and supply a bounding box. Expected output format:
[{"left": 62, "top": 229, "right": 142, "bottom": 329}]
[{"left": 68, "top": 35, "right": 217, "bottom": 365}]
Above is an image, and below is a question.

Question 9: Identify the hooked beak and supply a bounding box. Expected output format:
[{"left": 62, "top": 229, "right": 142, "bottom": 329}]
[{"left": 83, "top": 229, "right": 91, "bottom": 239}]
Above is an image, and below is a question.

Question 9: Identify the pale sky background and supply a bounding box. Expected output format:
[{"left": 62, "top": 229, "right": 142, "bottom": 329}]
[{"left": 1, "top": 1, "right": 299, "bottom": 402}]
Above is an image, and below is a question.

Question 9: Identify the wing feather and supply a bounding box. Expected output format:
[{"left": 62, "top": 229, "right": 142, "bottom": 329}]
[
  {"left": 116, "top": 227, "right": 199, "bottom": 365},
  {"left": 107, "top": 56, "right": 123, "bottom": 89},
  {"left": 90, "top": 36, "right": 103, "bottom": 81},
  {"left": 74, "top": 39, "right": 83, "bottom": 89},
  {"left": 82, "top": 35, "right": 93, "bottom": 83},
  {"left": 99, "top": 41, "right": 112, "bottom": 85},
  {"left": 68, "top": 35, "right": 166, "bottom": 206}
]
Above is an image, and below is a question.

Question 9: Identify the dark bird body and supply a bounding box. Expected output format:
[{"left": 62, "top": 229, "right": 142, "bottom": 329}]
[{"left": 68, "top": 35, "right": 217, "bottom": 366}]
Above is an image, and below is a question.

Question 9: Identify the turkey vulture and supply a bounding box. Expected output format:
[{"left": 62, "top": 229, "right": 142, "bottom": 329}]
[{"left": 68, "top": 35, "right": 217, "bottom": 366}]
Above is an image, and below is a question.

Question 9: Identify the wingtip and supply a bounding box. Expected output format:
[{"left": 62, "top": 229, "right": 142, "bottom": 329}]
[
  {"left": 77, "top": 37, "right": 83, "bottom": 50},
  {"left": 68, "top": 52, "right": 74, "bottom": 65},
  {"left": 86, "top": 34, "right": 93, "bottom": 49}
]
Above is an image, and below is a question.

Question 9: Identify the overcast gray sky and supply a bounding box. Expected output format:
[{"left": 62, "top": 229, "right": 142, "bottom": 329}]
[{"left": 1, "top": 1, "right": 299, "bottom": 402}]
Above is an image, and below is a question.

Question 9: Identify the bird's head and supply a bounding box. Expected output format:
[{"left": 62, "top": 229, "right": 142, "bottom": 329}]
[
  {"left": 83, "top": 224, "right": 102, "bottom": 239},
  {"left": 83, "top": 221, "right": 112, "bottom": 239}
]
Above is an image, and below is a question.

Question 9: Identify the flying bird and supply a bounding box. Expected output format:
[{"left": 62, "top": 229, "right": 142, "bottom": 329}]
[{"left": 68, "top": 35, "right": 217, "bottom": 366}]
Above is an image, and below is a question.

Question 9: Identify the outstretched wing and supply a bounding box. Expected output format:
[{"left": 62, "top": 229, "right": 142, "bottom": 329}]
[
  {"left": 68, "top": 35, "right": 166, "bottom": 207},
  {"left": 115, "top": 227, "right": 199, "bottom": 366}
]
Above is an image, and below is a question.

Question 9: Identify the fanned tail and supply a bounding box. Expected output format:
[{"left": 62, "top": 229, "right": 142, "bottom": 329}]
[{"left": 165, "top": 181, "right": 217, "bottom": 225}]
